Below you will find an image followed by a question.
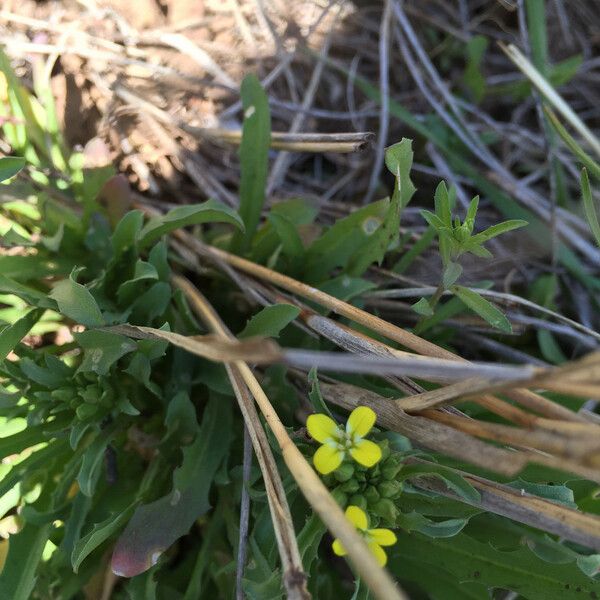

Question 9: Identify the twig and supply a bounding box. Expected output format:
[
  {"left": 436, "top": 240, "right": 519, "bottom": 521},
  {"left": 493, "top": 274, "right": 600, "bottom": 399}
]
[
  {"left": 236, "top": 426, "right": 252, "bottom": 600},
  {"left": 174, "top": 276, "right": 407, "bottom": 600}
]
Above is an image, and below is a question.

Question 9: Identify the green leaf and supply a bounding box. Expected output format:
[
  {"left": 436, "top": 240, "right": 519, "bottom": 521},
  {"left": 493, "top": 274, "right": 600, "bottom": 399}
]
[
  {"left": 420, "top": 209, "right": 447, "bottom": 232},
  {"left": 74, "top": 330, "right": 136, "bottom": 374},
  {"left": 397, "top": 464, "right": 480, "bottom": 504},
  {"left": 391, "top": 532, "right": 600, "bottom": 600},
  {"left": 49, "top": 273, "right": 104, "bottom": 327},
  {"left": 164, "top": 391, "right": 199, "bottom": 444},
  {"left": 537, "top": 330, "right": 567, "bottom": 365},
  {"left": 581, "top": 168, "right": 600, "bottom": 247},
  {"left": 443, "top": 262, "right": 463, "bottom": 288},
  {"left": 0, "top": 307, "right": 45, "bottom": 361},
  {"left": 72, "top": 503, "right": 137, "bottom": 572},
  {"left": 139, "top": 200, "right": 243, "bottom": 249},
  {"left": 393, "top": 553, "right": 489, "bottom": 600},
  {"left": 231, "top": 73, "right": 271, "bottom": 252},
  {"left": 0, "top": 523, "right": 50, "bottom": 600},
  {"left": 411, "top": 297, "right": 434, "bottom": 317},
  {"left": 304, "top": 199, "right": 388, "bottom": 282},
  {"left": 347, "top": 168, "right": 404, "bottom": 276},
  {"left": 463, "top": 36, "right": 488, "bottom": 103},
  {"left": 307, "top": 368, "right": 334, "bottom": 419},
  {"left": 507, "top": 479, "right": 576, "bottom": 508},
  {"left": 434, "top": 181, "right": 453, "bottom": 227},
  {"left": 545, "top": 109, "right": 600, "bottom": 180},
  {"left": 453, "top": 285, "right": 512, "bottom": 333},
  {"left": 111, "top": 397, "right": 232, "bottom": 577},
  {"left": 61, "top": 492, "right": 93, "bottom": 560},
  {"left": 469, "top": 219, "right": 528, "bottom": 245},
  {"left": 0, "top": 156, "right": 25, "bottom": 183},
  {"left": 267, "top": 212, "right": 304, "bottom": 258},
  {"left": 384, "top": 138, "right": 417, "bottom": 208},
  {"left": 111, "top": 210, "right": 144, "bottom": 256},
  {"left": 395, "top": 511, "right": 468, "bottom": 538},
  {"left": 77, "top": 429, "right": 114, "bottom": 496},
  {"left": 0, "top": 423, "right": 59, "bottom": 461},
  {"left": 239, "top": 304, "right": 300, "bottom": 339}
]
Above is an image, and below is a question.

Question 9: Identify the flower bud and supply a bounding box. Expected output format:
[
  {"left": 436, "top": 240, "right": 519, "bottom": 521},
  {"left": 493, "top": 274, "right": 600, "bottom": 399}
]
[
  {"left": 348, "top": 494, "right": 368, "bottom": 511},
  {"left": 378, "top": 440, "right": 391, "bottom": 461},
  {"left": 76, "top": 403, "right": 98, "bottom": 420},
  {"left": 338, "top": 479, "right": 360, "bottom": 494},
  {"left": 378, "top": 480, "right": 403, "bottom": 499},
  {"left": 364, "top": 485, "right": 380, "bottom": 505},
  {"left": 334, "top": 462, "right": 355, "bottom": 483},
  {"left": 371, "top": 498, "right": 398, "bottom": 524},
  {"left": 330, "top": 488, "right": 347, "bottom": 507},
  {"left": 381, "top": 457, "right": 403, "bottom": 481}
]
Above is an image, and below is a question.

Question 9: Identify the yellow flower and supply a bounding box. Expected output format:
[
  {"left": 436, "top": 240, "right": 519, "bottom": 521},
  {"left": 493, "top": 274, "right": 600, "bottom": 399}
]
[
  {"left": 306, "top": 406, "right": 382, "bottom": 475},
  {"left": 332, "top": 505, "right": 397, "bottom": 566}
]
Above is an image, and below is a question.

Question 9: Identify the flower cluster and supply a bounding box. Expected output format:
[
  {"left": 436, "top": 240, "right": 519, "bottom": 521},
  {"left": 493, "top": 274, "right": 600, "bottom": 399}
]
[
  {"left": 306, "top": 406, "right": 400, "bottom": 567},
  {"left": 332, "top": 505, "right": 397, "bottom": 567},
  {"left": 306, "top": 406, "right": 382, "bottom": 475}
]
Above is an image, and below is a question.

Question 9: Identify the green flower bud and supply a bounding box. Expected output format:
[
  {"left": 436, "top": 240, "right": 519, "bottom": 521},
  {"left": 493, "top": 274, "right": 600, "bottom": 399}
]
[
  {"left": 76, "top": 403, "right": 98, "bottom": 420},
  {"left": 378, "top": 439, "right": 391, "bottom": 461},
  {"left": 371, "top": 498, "right": 398, "bottom": 524},
  {"left": 330, "top": 488, "right": 347, "bottom": 507},
  {"left": 378, "top": 480, "right": 403, "bottom": 499},
  {"left": 338, "top": 479, "right": 360, "bottom": 494},
  {"left": 364, "top": 485, "right": 380, "bottom": 505},
  {"left": 80, "top": 385, "right": 101, "bottom": 403},
  {"left": 355, "top": 470, "right": 367, "bottom": 483},
  {"left": 348, "top": 494, "right": 368, "bottom": 511},
  {"left": 381, "top": 457, "right": 403, "bottom": 480},
  {"left": 51, "top": 388, "right": 74, "bottom": 402},
  {"left": 334, "top": 462, "right": 355, "bottom": 482}
]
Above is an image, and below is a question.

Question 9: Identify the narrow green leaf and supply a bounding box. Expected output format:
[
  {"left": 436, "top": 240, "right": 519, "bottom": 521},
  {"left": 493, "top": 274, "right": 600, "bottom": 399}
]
[
  {"left": 72, "top": 503, "right": 136, "bottom": 572},
  {"left": 384, "top": 138, "right": 417, "bottom": 208},
  {"left": 434, "top": 181, "right": 453, "bottom": 226},
  {"left": 395, "top": 512, "right": 468, "bottom": 538},
  {"left": 0, "top": 156, "right": 25, "bottom": 183},
  {"left": 139, "top": 200, "right": 244, "bottom": 249},
  {"left": 77, "top": 430, "right": 114, "bottom": 497},
  {"left": 397, "top": 464, "right": 480, "bottom": 504},
  {"left": 49, "top": 274, "right": 104, "bottom": 327},
  {"left": 453, "top": 285, "right": 512, "bottom": 333},
  {"left": 267, "top": 212, "right": 304, "bottom": 258},
  {"left": 239, "top": 304, "right": 300, "bottom": 339},
  {"left": 443, "top": 262, "right": 463, "bottom": 288},
  {"left": 111, "top": 210, "right": 144, "bottom": 255},
  {"left": 411, "top": 297, "right": 434, "bottom": 317},
  {"left": 0, "top": 307, "right": 45, "bottom": 361},
  {"left": 307, "top": 368, "right": 334, "bottom": 419},
  {"left": 0, "top": 523, "right": 50, "bottom": 600},
  {"left": 231, "top": 73, "right": 271, "bottom": 252},
  {"left": 420, "top": 209, "right": 447, "bottom": 232},
  {"left": 469, "top": 219, "right": 528, "bottom": 244},
  {"left": 545, "top": 109, "right": 600, "bottom": 180},
  {"left": 111, "top": 398, "right": 232, "bottom": 577},
  {"left": 581, "top": 168, "right": 600, "bottom": 247}
]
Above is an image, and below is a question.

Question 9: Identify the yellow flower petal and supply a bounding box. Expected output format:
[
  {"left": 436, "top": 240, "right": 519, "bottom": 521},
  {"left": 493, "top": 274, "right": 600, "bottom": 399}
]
[
  {"left": 307, "top": 413, "right": 339, "bottom": 443},
  {"left": 368, "top": 541, "right": 388, "bottom": 567},
  {"left": 349, "top": 439, "right": 382, "bottom": 468},
  {"left": 346, "top": 406, "right": 377, "bottom": 437},
  {"left": 345, "top": 505, "right": 368, "bottom": 530},
  {"left": 369, "top": 528, "right": 397, "bottom": 547},
  {"left": 332, "top": 538, "right": 347, "bottom": 557},
  {"left": 313, "top": 444, "right": 344, "bottom": 475}
]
